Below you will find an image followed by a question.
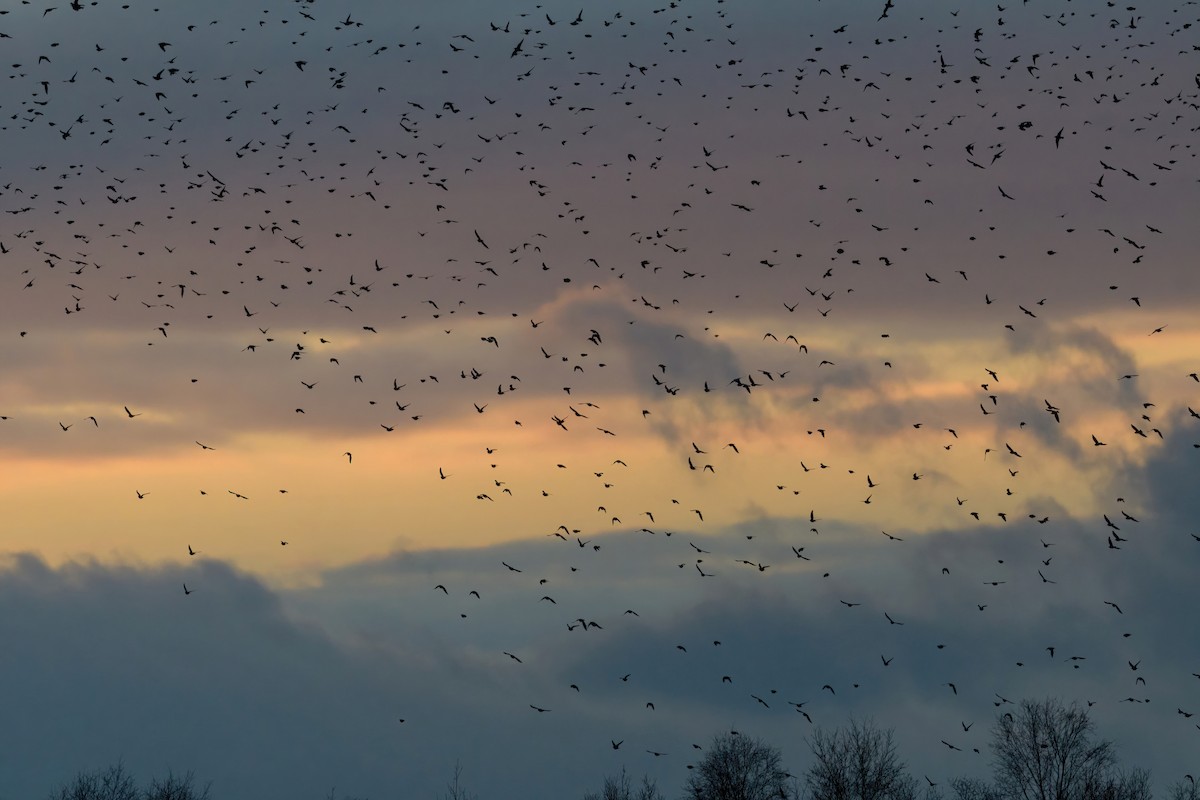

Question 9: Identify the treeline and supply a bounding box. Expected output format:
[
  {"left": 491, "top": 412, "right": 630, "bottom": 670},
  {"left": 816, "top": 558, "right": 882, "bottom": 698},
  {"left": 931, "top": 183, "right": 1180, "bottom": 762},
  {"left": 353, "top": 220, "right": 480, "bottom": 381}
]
[
  {"left": 42, "top": 698, "right": 1198, "bottom": 800},
  {"left": 586, "top": 697, "right": 1198, "bottom": 800},
  {"left": 44, "top": 762, "right": 210, "bottom": 800}
]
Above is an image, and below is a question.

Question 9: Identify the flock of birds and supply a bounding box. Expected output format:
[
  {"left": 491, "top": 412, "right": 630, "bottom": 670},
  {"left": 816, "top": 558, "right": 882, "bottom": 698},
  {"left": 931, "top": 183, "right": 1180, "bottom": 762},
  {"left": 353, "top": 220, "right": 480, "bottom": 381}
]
[{"left": 2, "top": 0, "right": 1198, "bottom": 788}]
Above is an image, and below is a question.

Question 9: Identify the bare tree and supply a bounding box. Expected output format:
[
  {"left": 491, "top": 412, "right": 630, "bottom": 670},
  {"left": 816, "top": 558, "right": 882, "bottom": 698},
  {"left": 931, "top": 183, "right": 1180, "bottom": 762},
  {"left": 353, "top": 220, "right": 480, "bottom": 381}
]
[
  {"left": 582, "top": 766, "right": 664, "bottom": 800},
  {"left": 683, "top": 732, "right": 793, "bottom": 800},
  {"left": 322, "top": 788, "right": 368, "bottom": 800},
  {"left": 439, "top": 760, "right": 478, "bottom": 800},
  {"left": 947, "top": 776, "right": 1004, "bottom": 800},
  {"left": 990, "top": 697, "right": 1148, "bottom": 800},
  {"left": 1086, "top": 769, "right": 1151, "bottom": 800},
  {"left": 804, "top": 717, "right": 915, "bottom": 800},
  {"left": 48, "top": 762, "right": 138, "bottom": 800},
  {"left": 142, "top": 770, "right": 211, "bottom": 800},
  {"left": 48, "top": 763, "right": 212, "bottom": 800},
  {"left": 1166, "top": 776, "right": 1200, "bottom": 800}
]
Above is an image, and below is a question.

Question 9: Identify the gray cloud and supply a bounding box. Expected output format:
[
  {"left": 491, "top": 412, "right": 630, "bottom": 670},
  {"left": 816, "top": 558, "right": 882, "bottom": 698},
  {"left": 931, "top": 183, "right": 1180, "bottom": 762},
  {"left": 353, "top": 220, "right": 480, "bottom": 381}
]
[{"left": 2, "top": 461, "right": 1197, "bottom": 799}]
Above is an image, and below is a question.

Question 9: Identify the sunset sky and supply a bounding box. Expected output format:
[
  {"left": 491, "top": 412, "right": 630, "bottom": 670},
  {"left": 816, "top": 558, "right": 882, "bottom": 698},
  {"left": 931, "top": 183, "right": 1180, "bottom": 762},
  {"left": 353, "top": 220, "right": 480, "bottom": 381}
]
[{"left": 1, "top": 0, "right": 1198, "bottom": 798}]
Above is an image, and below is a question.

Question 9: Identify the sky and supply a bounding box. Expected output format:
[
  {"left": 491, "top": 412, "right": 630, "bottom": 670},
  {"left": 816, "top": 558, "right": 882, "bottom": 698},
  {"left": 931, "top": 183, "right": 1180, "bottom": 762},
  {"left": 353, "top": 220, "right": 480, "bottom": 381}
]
[{"left": 1, "top": 0, "right": 1198, "bottom": 797}]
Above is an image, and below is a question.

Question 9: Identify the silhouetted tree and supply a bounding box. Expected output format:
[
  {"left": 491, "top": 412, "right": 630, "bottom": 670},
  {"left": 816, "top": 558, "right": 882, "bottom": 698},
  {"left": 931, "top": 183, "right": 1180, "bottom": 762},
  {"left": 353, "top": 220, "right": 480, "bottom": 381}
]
[
  {"left": 1166, "top": 777, "right": 1200, "bottom": 800},
  {"left": 141, "top": 770, "right": 210, "bottom": 800},
  {"left": 990, "top": 698, "right": 1149, "bottom": 800},
  {"left": 683, "top": 732, "right": 793, "bottom": 800},
  {"left": 1093, "top": 770, "right": 1152, "bottom": 800},
  {"left": 48, "top": 763, "right": 209, "bottom": 800},
  {"left": 439, "top": 760, "right": 478, "bottom": 800},
  {"left": 582, "top": 766, "right": 664, "bottom": 800},
  {"left": 804, "top": 717, "right": 919, "bottom": 800},
  {"left": 49, "top": 762, "right": 138, "bottom": 800},
  {"left": 322, "top": 788, "right": 367, "bottom": 800},
  {"left": 947, "top": 776, "right": 1004, "bottom": 800}
]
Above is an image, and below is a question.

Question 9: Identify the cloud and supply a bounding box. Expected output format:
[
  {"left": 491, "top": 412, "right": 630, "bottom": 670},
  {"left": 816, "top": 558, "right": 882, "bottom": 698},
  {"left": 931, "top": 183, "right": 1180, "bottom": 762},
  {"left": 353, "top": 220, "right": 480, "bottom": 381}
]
[
  {"left": 298, "top": 496, "right": 1199, "bottom": 782},
  {"left": 0, "top": 553, "right": 590, "bottom": 799},
  {"left": 2, "top": 461, "right": 1198, "bottom": 799}
]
